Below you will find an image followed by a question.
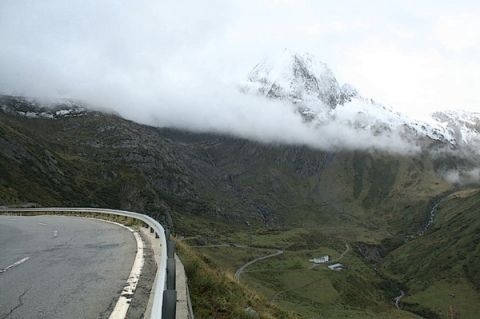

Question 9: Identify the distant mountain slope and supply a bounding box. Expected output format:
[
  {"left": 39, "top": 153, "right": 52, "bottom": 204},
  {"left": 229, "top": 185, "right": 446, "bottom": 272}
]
[{"left": 0, "top": 94, "right": 450, "bottom": 237}]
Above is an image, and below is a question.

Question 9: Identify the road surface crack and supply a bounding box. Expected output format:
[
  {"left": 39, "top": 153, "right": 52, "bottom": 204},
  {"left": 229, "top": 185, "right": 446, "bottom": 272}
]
[{"left": 0, "top": 288, "right": 30, "bottom": 319}]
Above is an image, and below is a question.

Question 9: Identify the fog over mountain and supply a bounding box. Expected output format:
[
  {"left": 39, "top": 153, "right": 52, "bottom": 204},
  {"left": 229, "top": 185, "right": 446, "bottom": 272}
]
[{"left": 2, "top": 0, "right": 480, "bottom": 161}]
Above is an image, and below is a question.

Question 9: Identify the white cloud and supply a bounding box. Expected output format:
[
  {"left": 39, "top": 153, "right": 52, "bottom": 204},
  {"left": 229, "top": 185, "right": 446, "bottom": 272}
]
[
  {"left": 442, "top": 168, "right": 480, "bottom": 185},
  {"left": 434, "top": 13, "right": 480, "bottom": 52}
]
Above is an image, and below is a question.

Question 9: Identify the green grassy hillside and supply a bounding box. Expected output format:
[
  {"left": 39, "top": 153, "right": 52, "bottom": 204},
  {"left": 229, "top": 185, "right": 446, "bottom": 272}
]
[
  {"left": 185, "top": 232, "right": 419, "bottom": 318},
  {"left": 382, "top": 188, "right": 480, "bottom": 318},
  {"left": 176, "top": 240, "right": 298, "bottom": 319}
]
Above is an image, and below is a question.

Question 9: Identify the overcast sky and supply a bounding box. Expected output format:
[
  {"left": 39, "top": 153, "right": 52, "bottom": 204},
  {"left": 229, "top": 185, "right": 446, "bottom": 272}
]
[{"left": 1, "top": 0, "right": 480, "bottom": 120}]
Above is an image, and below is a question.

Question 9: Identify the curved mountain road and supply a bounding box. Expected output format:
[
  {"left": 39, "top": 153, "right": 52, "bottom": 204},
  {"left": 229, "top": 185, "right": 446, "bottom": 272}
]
[
  {"left": 394, "top": 290, "right": 405, "bottom": 310},
  {"left": 0, "top": 215, "right": 137, "bottom": 319}
]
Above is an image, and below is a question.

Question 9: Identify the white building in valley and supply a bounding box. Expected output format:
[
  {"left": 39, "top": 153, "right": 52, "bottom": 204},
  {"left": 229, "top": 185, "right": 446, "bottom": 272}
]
[
  {"left": 328, "top": 263, "right": 344, "bottom": 271},
  {"left": 309, "top": 255, "right": 329, "bottom": 264}
]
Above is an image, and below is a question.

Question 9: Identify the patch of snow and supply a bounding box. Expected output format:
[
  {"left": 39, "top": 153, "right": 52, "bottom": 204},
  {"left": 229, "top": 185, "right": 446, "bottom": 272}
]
[{"left": 56, "top": 109, "right": 73, "bottom": 116}]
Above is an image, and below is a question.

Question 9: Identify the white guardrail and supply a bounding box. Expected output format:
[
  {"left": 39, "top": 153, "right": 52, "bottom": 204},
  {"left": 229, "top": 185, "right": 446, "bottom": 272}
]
[{"left": 0, "top": 207, "right": 174, "bottom": 319}]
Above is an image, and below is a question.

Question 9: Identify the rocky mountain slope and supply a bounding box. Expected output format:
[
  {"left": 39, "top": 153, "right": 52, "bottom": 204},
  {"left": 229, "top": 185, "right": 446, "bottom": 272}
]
[{"left": 0, "top": 94, "right": 450, "bottom": 235}]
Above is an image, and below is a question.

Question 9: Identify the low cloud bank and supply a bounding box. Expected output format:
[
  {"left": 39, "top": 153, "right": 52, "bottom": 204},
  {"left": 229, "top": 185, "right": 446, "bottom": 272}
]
[
  {"left": 442, "top": 168, "right": 480, "bottom": 185},
  {"left": 106, "top": 87, "right": 418, "bottom": 154}
]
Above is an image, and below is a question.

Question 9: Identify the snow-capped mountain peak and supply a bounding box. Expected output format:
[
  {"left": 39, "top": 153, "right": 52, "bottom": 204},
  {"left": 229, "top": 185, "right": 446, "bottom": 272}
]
[
  {"left": 240, "top": 50, "right": 480, "bottom": 155},
  {"left": 241, "top": 50, "right": 357, "bottom": 121}
]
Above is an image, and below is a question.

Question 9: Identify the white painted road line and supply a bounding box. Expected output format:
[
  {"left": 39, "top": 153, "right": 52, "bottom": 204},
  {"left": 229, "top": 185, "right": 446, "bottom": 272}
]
[
  {"left": 0, "top": 257, "right": 30, "bottom": 273},
  {"left": 109, "top": 227, "right": 145, "bottom": 319},
  {"left": 90, "top": 219, "right": 145, "bottom": 319},
  {"left": 53, "top": 230, "right": 58, "bottom": 238},
  {"left": 37, "top": 222, "right": 47, "bottom": 226},
  {"left": 109, "top": 230, "right": 144, "bottom": 319}
]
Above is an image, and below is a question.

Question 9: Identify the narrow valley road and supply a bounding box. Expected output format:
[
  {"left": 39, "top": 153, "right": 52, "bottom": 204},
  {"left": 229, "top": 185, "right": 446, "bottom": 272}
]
[
  {"left": 333, "top": 242, "right": 350, "bottom": 262},
  {"left": 235, "top": 250, "right": 284, "bottom": 281},
  {"left": 0, "top": 215, "right": 137, "bottom": 319},
  {"left": 394, "top": 290, "right": 405, "bottom": 310}
]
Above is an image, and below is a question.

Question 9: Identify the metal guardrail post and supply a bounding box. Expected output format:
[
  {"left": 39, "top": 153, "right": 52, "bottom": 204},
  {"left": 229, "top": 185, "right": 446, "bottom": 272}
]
[
  {"left": 167, "top": 240, "right": 176, "bottom": 259},
  {"left": 165, "top": 229, "right": 176, "bottom": 317},
  {"left": 162, "top": 290, "right": 176, "bottom": 319},
  {"left": 167, "top": 257, "right": 176, "bottom": 290}
]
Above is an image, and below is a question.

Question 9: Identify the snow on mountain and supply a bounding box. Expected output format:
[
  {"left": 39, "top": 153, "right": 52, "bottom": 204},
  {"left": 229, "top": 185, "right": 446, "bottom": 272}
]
[
  {"left": 240, "top": 50, "right": 479, "bottom": 151},
  {"left": 241, "top": 49, "right": 357, "bottom": 122},
  {"left": 0, "top": 95, "right": 87, "bottom": 119},
  {"left": 431, "top": 110, "right": 480, "bottom": 146}
]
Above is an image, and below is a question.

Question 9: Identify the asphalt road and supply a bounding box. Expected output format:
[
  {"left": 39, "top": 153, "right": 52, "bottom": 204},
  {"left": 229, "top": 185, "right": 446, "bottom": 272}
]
[{"left": 0, "top": 215, "right": 136, "bottom": 319}]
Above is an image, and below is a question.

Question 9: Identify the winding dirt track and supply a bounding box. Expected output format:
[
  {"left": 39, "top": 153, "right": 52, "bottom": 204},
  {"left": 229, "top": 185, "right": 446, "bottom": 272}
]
[
  {"left": 234, "top": 250, "right": 284, "bottom": 280},
  {"left": 333, "top": 242, "right": 350, "bottom": 262},
  {"left": 394, "top": 290, "right": 405, "bottom": 310}
]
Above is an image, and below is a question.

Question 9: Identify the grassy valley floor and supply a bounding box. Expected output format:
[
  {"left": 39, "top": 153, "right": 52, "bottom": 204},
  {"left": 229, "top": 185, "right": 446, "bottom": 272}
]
[
  {"left": 178, "top": 227, "right": 417, "bottom": 318},
  {"left": 178, "top": 189, "right": 480, "bottom": 318}
]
